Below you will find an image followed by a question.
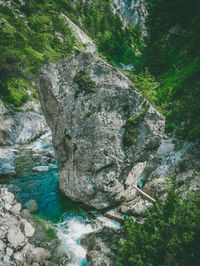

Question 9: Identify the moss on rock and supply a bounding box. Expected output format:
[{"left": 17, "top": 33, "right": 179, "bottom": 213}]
[
  {"left": 73, "top": 71, "right": 99, "bottom": 97},
  {"left": 123, "top": 116, "right": 140, "bottom": 147}
]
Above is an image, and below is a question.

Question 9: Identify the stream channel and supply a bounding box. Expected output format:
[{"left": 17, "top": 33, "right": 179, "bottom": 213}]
[{"left": 4, "top": 132, "right": 120, "bottom": 265}]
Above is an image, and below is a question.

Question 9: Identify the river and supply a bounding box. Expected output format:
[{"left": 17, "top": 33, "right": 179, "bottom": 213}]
[{"left": 7, "top": 132, "right": 120, "bottom": 265}]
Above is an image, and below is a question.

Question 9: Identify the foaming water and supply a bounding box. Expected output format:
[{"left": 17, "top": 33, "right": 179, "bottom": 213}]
[
  {"left": 57, "top": 213, "right": 93, "bottom": 265},
  {"left": 56, "top": 212, "right": 120, "bottom": 265},
  {"left": 26, "top": 131, "right": 53, "bottom": 150},
  {"left": 10, "top": 133, "right": 120, "bottom": 265}
]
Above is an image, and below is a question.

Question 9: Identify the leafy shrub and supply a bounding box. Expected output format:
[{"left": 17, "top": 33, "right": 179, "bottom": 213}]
[
  {"left": 1, "top": 78, "right": 32, "bottom": 106},
  {"left": 142, "top": 0, "right": 200, "bottom": 139},
  {"left": 119, "top": 177, "right": 200, "bottom": 265},
  {"left": 130, "top": 69, "right": 159, "bottom": 106}
]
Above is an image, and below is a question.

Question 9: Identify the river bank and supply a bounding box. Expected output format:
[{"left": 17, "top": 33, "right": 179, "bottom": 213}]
[
  {"left": 1, "top": 130, "right": 199, "bottom": 265},
  {"left": 0, "top": 132, "right": 121, "bottom": 265}
]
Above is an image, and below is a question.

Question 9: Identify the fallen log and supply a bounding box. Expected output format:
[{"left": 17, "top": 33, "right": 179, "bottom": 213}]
[{"left": 133, "top": 185, "right": 156, "bottom": 203}]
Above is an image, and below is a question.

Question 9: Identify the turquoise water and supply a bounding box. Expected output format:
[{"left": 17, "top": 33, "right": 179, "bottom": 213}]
[
  {"left": 12, "top": 162, "right": 92, "bottom": 265},
  {"left": 12, "top": 161, "right": 84, "bottom": 222},
  {"left": 10, "top": 133, "right": 120, "bottom": 265}
]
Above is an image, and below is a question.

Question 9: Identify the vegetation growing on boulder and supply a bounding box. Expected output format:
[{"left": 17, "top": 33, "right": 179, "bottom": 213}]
[
  {"left": 73, "top": 71, "right": 99, "bottom": 97},
  {"left": 129, "top": 69, "right": 158, "bottom": 107},
  {"left": 123, "top": 116, "right": 140, "bottom": 147}
]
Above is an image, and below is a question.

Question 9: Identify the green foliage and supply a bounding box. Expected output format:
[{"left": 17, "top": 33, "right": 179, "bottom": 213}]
[
  {"left": 0, "top": 0, "right": 77, "bottom": 107},
  {"left": 104, "top": 149, "right": 109, "bottom": 156},
  {"left": 157, "top": 59, "right": 200, "bottom": 138},
  {"left": 73, "top": 71, "right": 99, "bottom": 97},
  {"left": 0, "top": 0, "right": 144, "bottom": 107},
  {"left": 1, "top": 78, "right": 33, "bottom": 106},
  {"left": 130, "top": 69, "right": 159, "bottom": 106},
  {"left": 123, "top": 116, "right": 140, "bottom": 147},
  {"left": 141, "top": 0, "right": 200, "bottom": 139},
  {"left": 119, "top": 178, "right": 200, "bottom": 265},
  {"left": 62, "top": 0, "right": 144, "bottom": 65}
]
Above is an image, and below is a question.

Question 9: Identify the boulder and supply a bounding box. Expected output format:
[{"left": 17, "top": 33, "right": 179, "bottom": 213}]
[
  {"left": 1, "top": 189, "right": 15, "bottom": 205},
  {"left": 7, "top": 228, "right": 27, "bottom": 250},
  {"left": 6, "top": 247, "right": 13, "bottom": 257},
  {"left": 130, "top": 198, "right": 152, "bottom": 216},
  {"left": 10, "top": 203, "right": 21, "bottom": 215},
  {"left": 20, "top": 219, "right": 35, "bottom": 238},
  {"left": 87, "top": 250, "right": 110, "bottom": 266},
  {"left": 32, "top": 165, "right": 49, "bottom": 172},
  {"left": 24, "top": 199, "right": 38, "bottom": 213},
  {"left": 0, "top": 240, "right": 5, "bottom": 251},
  {"left": 117, "top": 205, "right": 130, "bottom": 214},
  {"left": 26, "top": 247, "right": 51, "bottom": 264},
  {"left": 13, "top": 251, "right": 24, "bottom": 264},
  {"left": 81, "top": 226, "right": 122, "bottom": 266},
  {"left": 0, "top": 187, "right": 63, "bottom": 265},
  {"left": 37, "top": 52, "right": 165, "bottom": 209},
  {"left": 0, "top": 99, "right": 48, "bottom": 146}
]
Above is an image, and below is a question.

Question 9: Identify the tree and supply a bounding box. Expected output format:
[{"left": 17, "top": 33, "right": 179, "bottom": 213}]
[{"left": 119, "top": 177, "right": 200, "bottom": 265}]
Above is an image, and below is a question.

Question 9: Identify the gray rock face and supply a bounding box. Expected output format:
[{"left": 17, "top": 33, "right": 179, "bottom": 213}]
[
  {"left": 37, "top": 52, "right": 165, "bottom": 209},
  {"left": 7, "top": 228, "right": 27, "bottom": 250},
  {"left": 61, "top": 14, "right": 96, "bottom": 53},
  {"left": 20, "top": 219, "right": 35, "bottom": 237},
  {"left": 0, "top": 148, "right": 17, "bottom": 177},
  {"left": 0, "top": 100, "right": 48, "bottom": 146},
  {"left": 111, "top": 0, "right": 147, "bottom": 28},
  {"left": 143, "top": 141, "right": 200, "bottom": 200},
  {"left": 81, "top": 226, "right": 122, "bottom": 266}
]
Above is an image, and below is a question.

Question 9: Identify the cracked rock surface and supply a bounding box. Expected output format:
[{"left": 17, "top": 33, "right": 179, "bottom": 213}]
[{"left": 37, "top": 52, "right": 165, "bottom": 209}]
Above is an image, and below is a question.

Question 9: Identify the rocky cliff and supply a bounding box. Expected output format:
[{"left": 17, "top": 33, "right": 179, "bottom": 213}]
[
  {"left": 0, "top": 101, "right": 48, "bottom": 146},
  {"left": 37, "top": 52, "right": 165, "bottom": 209},
  {"left": 111, "top": 0, "right": 147, "bottom": 27}
]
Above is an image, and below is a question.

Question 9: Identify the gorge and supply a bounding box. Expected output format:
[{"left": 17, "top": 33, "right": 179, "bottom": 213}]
[{"left": 0, "top": 0, "right": 200, "bottom": 265}]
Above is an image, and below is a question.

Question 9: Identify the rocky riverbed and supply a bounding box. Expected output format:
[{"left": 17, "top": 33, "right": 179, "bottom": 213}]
[
  {"left": 0, "top": 186, "right": 69, "bottom": 266},
  {"left": 0, "top": 129, "right": 199, "bottom": 265},
  {"left": 0, "top": 132, "right": 122, "bottom": 265}
]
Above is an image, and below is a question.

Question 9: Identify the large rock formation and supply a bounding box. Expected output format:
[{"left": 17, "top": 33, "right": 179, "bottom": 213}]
[
  {"left": 37, "top": 52, "right": 165, "bottom": 209},
  {"left": 0, "top": 101, "right": 48, "bottom": 146}
]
